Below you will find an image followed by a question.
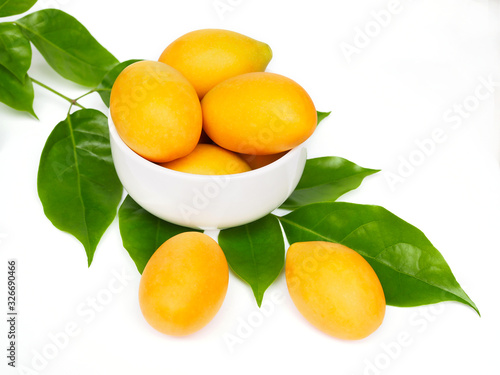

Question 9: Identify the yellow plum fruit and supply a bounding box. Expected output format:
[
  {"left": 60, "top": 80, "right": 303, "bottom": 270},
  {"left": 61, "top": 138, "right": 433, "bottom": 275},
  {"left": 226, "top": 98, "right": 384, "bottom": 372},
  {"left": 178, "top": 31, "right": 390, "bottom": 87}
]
[
  {"left": 159, "top": 29, "right": 272, "bottom": 98},
  {"left": 202, "top": 72, "right": 317, "bottom": 155},
  {"left": 286, "top": 241, "right": 386, "bottom": 340},
  {"left": 139, "top": 232, "right": 229, "bottom": 336},
  {"left": 161, "top": 144, "right": 251, "bottom": 175},
  {"left": 110, "top": 60, "right": 202, "bottom": 163}
]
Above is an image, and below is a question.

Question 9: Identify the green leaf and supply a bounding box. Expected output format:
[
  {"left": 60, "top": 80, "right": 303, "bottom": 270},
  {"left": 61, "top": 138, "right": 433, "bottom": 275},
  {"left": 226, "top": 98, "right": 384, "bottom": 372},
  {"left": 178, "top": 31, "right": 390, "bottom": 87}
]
[
  {"left": 0, "top": 22, "right": 31, "bottom": 82},
  {"left": 0, "top": 64, "right": 35, "bottom": 116},
  {"left": 218, "top": 215, "right": 285, "bottom": 307},
  {"left": 0, "top": 0, "right": 37, "bottom": 17},
  {"left": 38, "top": 109, "right": 123, "bottom": 266},
  {"left": 17, "top": 9, "right": 118, "bottom": 87},
  {"left": 97, "top": 59, "right": 141, "bottom": 107},
  {"left": 118, "top": 195, "right": 200, "bottom": 273},
  {"left": 317, "top": 111, "right": 330, "bottom": 125},
  {"left": 281, "top": 157, "right": 379, "bottom": 210},
  {"left": 279, "top": 202, "right": 479, "bottom": 315}
]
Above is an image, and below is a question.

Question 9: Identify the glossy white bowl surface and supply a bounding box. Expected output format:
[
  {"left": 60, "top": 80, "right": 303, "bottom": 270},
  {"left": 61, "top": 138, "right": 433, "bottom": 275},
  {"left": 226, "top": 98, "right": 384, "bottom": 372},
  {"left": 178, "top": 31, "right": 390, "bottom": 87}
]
[{"left": 108, "top": 115, "right": 307, "bottom": 229}]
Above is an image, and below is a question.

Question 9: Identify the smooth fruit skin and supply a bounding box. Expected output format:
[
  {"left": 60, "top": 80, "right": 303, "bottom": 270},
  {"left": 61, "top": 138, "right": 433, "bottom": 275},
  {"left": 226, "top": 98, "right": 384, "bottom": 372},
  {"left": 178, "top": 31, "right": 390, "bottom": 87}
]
[
  {"left": 110, "top": 60, "right": 202, "bottom": 163},
  {"left": 159, "top": 29, "right": 272, "bottom": 98},
  {"left": 202, "top": 72, "right": 317, "bottom": 155},
  {"left": 286, "top": 241, "right": 386, "bottom": 340},
  {"left": 161, "top": 144, "right": 251, "bottom": 175},
  {"left": 139, "top": 232, "right": 229, "bottom": 336}
]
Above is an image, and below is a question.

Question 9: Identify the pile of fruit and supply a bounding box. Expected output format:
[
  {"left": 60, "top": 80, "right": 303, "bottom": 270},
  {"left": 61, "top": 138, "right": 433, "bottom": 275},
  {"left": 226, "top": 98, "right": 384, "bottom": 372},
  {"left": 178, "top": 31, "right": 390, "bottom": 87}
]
[
  {"left": 109, "top": 29, "right": 317, "bottom": 175},
  {"left": 110, "top": 29, "right": 386, "bottom": 339}
]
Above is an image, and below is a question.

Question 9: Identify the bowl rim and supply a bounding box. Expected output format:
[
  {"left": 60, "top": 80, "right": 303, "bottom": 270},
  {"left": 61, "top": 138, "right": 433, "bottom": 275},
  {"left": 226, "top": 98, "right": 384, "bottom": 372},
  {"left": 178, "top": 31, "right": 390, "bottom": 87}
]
[{"left": 108, "top": 112, "right": 305, "bottom": 182}]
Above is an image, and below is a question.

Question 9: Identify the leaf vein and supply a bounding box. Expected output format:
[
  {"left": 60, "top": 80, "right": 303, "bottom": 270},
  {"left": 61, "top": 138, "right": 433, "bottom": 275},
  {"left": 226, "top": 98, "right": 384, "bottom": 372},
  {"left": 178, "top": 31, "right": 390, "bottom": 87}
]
[
  {"left": 245, "top": 225, "right": 259, "bottom": 298},
  {"left": 16, "top": 21, "right": 109, "bottom": 72},
  {"left": 296, "top": 170, "right": 377, "bottom": 191},
  {"left": 67, "top": 114, "right": 91, "bottom": 249}
]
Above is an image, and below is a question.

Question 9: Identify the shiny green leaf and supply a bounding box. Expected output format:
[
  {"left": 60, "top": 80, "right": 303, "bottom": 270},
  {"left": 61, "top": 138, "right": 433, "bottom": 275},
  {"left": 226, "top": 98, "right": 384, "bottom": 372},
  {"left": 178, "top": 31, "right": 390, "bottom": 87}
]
[
  {"left": 38, "top": 109, "right": 122, "bottom": 266},
  {"left": 0, "top": 22, "right": 31, "bottom": 82},
  {"left": 97, "top": 59, "right": 141, "bottom": 107},
  {"left": 317, "top": 111, "right": 330, "bottom": 125},
  {"left": 279, "top": 202, "right": 479, "bottom": 315},
  {"left": 218, "top": 215, "right": 285, "bottom": 307},
  {"left": 118, "top": 195, "right": 200, "bottom": 273},
  {"left": 281, "top": 157, "right": 379, "bottom": 209},
  {"left": 0, "top": 0, "right": 37, "bottom": 17},
  {"left": 0, "top": 64, "right": 35, "bottom": 116},
  {"left": 17, "top": 9, "right": 118, "bottom": 86}
]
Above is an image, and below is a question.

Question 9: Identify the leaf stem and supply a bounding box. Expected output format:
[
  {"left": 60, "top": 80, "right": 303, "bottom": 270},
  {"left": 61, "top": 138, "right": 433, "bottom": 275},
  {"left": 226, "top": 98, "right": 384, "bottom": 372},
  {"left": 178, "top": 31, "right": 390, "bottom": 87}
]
[
  {"left": 31, "top": 78, "right": 86, "bottom": 110},
  {"left": 74, "top": 89, "right": 96, "bottom": 102}
]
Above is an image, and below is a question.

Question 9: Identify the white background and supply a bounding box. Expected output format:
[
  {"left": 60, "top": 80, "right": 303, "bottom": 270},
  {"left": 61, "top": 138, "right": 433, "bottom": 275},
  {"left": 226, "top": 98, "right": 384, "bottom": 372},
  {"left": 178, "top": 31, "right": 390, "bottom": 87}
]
[{"left": 1, "top": 0, "right": 499, "bottom": 374}]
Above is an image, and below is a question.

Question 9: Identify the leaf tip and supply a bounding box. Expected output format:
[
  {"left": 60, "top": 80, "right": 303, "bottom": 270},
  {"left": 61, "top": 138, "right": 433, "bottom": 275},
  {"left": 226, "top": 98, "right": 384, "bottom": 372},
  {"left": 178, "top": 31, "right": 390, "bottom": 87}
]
[
  {"left": 469, "top": 301, "right": 480, "bottom": 317},
  {"left": 316, "top": 111, "right": 332, "bottom": 126},
  {"left": 86, "top": 251, "right": 94, "bottom": 268},
  {"left": 83, "top": 241, "right": 97, "bottom": 268},
  {"left": 253, "top": 289, "right": 264, "bottom": 307},
  {"left": 256, "top": 296, "right": 263, "bottom": 308},
  {"left": 136, "top": 263, "right": 145, "bottom": 275}
]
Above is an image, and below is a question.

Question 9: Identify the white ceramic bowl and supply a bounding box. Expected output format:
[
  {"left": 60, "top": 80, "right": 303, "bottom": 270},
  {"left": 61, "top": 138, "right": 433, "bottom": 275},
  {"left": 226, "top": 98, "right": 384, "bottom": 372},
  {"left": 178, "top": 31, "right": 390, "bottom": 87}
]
[{"left": 108, "top": 115, "right": 307, "bottom": 230}]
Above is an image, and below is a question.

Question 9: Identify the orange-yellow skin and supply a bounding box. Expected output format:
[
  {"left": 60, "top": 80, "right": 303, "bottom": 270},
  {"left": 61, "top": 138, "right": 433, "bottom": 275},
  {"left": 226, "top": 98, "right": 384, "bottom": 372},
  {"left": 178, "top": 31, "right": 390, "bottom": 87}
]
[
  {"left": 202, "top": 72, "right": 317, "bottom": 155},
  {"left": 159, "top": 29, "right": 272, "bottom": 98},
  {"left": 286, "top": 241, "right": 386, "bottom": 340},
  {"left": 239, "top": 151, "right": 288, "bottom": 169},
  {"left": 160, "top": 144, "right": 251, "bottom": 175},
  {"left": 139, "top": 232, "right": 229, "bottom": 336},
  {"left": 110, "top": 61, "right": 202, "bottom": 163}
]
